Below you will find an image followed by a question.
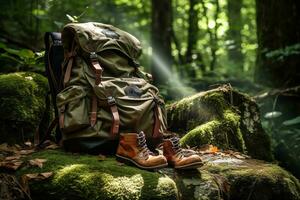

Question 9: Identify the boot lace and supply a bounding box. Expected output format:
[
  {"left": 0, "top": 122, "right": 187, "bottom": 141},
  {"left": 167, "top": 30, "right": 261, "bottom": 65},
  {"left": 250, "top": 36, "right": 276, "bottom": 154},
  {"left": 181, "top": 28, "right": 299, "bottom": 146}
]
[
  {"left": 170, "top": 137, "right": 195, "bottom": 158},
  {"left": 137, "top": 131, "right": 154, "bottom": 158}
]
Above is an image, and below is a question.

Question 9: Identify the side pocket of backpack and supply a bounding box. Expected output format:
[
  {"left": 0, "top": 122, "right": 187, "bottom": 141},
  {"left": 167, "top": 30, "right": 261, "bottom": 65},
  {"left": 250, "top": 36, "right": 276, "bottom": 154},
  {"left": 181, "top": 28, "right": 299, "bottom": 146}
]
[{"left": 56, "top": 85, "right": 90, "bottom": 134}]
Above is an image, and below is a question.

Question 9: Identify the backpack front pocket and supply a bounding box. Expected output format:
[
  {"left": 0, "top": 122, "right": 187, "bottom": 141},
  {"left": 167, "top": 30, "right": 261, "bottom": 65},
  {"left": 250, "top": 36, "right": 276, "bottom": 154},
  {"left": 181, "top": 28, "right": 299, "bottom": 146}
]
[{"left": 57, "top": 86, "right": 90, "bottom": 134}]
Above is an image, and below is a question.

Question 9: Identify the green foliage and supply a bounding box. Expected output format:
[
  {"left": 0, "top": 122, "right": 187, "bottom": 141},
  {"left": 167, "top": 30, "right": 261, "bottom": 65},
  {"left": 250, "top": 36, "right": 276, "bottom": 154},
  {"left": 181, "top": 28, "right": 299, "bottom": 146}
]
[
  {"left": 282, "top": 116, "right": 300, "bottom": 126},
  {"left": 0, "top": 0, "right": 257, "bottom": 79},
  {"left": 0, "top": 41, "right": 44, "bottom": 73},
  {"left": 265, "top": 43, "right": 300, "bottom": 61}
]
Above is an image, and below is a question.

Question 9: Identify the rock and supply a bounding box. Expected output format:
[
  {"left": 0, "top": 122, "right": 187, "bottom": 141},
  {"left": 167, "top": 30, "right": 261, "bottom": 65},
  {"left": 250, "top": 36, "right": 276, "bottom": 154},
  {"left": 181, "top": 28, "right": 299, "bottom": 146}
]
[
  {"left": 0, "top": 72, "right": 49, "bottom": 144},
  {"left": 16, "top": 149, "right": 300, "bottom": 200},
  {"left": 175, "top": 153, "right": 300, "bottom": 200},
  {"left": 167, "top": 85, "right": 273, "bottom": 161}
]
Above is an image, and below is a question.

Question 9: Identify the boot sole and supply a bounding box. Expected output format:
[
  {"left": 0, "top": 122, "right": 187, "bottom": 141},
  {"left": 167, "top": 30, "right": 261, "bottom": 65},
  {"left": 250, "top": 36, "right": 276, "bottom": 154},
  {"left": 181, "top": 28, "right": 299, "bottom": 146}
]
[
  {"left": 116, "top": 154, "right": 168, "bottom": 170},
  {"left": 174, "top": 161, "right": 204, "bottom": 170}
]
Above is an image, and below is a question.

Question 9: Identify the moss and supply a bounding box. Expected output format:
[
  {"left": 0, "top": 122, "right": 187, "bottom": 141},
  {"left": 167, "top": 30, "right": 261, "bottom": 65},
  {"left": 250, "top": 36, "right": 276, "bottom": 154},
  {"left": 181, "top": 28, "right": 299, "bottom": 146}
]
[
  {"left": 16, "top": 150, "right": 300, "bottom": 200},
  {"left": 17, "top": 150, "right": 178, "bottom": 200},
  {"left": 167, "top": 90, "right": 230, "bottom": 135},
  {"left": 0, "top": 72, "right": 49, "bottom": 144},
  {"left": 201, "top": 160, "right": 300, "bottom": 200},
  {"left": 180, "top": 108, "right": 245, "bottom": 152},
  {"left": 167, "top": 86, "right": 272, "bottom": 160}
]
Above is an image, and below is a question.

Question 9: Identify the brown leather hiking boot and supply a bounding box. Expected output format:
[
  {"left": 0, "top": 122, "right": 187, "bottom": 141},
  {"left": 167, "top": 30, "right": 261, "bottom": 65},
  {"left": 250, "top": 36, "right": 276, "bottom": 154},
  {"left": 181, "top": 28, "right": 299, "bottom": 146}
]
[
  {"left": 161, "top": 137, "right": 203, "bottom": 169},
  {"left": 116, "top": 132, "right": 168, "bottom": 170}
]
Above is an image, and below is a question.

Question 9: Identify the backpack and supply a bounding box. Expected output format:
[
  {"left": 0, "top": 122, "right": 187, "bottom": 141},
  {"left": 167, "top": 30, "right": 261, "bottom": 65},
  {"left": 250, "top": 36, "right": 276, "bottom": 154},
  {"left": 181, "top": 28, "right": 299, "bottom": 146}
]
[{"left": 44, "top": 22, "right": 167, "bottom": 153}]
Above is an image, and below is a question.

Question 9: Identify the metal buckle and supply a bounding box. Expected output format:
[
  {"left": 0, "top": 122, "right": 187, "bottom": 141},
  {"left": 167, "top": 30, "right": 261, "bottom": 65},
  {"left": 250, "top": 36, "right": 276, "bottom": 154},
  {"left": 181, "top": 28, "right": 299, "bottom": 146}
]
[
  {"left": 90, "top": 52, "right": 98, "bottom": 60},
  {"left": 107, "top": 96, "right": 116, "bottom": 106},
  {"left": 53, "top": 40, "right": 62, "bottom": 46}
]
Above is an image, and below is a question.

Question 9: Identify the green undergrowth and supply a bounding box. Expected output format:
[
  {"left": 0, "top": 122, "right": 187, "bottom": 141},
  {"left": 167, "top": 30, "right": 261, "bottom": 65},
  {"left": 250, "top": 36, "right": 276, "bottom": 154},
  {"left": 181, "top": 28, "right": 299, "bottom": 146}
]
[{"left": 17, "top": 150, "right": 178, "bottom": 200}]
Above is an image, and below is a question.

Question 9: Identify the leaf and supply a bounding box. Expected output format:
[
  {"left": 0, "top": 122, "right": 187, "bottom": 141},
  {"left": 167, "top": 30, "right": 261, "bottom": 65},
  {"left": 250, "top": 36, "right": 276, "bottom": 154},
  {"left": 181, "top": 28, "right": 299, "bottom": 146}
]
[
  {"left": 20, "top": 149, "right": 35, "bottom": 155},
  {"left": 45, "top": 144, "right": 60, "bottom": 150},
  {"left": 198, "top": 144, "right": 219, "bottom": 154},
  {"left": 264, "top": 111, "right": 282, "bottom": 119},
  {"left": 22, "top": 172, "right": 53, "bottom": 181},
  {"left": 208, "top": 145, "right": 219, "bottom": 153},
  {"left": 18, "top": 49, "right": 35, "bottom": 59},
  {"left": 29, "top": 159, "right": 47, "bottom": 168},
  {"left": 0, "top": 160, "right": 23, "bottom": 170},
  {"left": 97, "top": 154, "right": 106, "bottom": 161},
  {"left": 40, "top": 172, "right": 53, "bottom": 179},
  {"left": 282, "top": 116, "right": 300, "bottom": 126},
  {"left": 25, "top": 140, "right": 32, "bottom": 147},
  {"left": 66, "top": 14, "right": 78, "bottom": 22},
  {"left": 5, "top": 155, "right": 21, "bottom": 161}
]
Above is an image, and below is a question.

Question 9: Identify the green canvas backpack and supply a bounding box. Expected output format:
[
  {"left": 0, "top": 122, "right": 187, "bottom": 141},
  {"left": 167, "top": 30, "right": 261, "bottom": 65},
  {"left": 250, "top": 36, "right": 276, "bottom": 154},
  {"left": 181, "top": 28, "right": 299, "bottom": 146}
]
[{"left": 55, "top": 22, "right": 167, "bottom": 152}]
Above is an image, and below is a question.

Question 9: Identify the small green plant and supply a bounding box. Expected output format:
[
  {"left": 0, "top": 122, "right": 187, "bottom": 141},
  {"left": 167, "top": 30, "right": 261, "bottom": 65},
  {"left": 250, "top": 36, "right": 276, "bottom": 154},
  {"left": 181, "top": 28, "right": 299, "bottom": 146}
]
[{"left": 0, "top": 42, "right": 44, "bottom": 72}]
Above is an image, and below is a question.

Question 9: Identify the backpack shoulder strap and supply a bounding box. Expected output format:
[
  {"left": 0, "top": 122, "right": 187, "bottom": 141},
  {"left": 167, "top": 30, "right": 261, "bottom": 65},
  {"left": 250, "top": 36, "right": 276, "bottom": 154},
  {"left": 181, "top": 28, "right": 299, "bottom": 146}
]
[
  {"left": 44, "top": 32, "right": 63, "bottom": 93},
  {"left": 41, "top": 32, "right": 64, "bottom": 145}
]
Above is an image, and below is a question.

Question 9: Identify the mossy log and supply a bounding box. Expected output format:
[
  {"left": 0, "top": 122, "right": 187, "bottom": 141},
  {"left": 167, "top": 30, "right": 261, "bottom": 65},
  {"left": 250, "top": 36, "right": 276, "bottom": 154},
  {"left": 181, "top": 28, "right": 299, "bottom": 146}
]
[
  {"left": 167, "top": 85, "right": 272, "bottom": 161},
  {"left": 16, "top": 149, "right": 300, "bottom": 200},
  {"left": 0, "top": 72, "right": 49, "bottom": 144},
  {"left": 17, "top": 150, "right": 178, "bottom": 200}
]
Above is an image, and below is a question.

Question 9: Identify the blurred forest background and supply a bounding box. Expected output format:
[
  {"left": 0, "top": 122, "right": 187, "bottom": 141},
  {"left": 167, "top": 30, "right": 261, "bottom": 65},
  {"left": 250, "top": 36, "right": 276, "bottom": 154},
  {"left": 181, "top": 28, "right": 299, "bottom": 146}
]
[{"left": 0, "top": 0, "right": 299, "bottom": 178}]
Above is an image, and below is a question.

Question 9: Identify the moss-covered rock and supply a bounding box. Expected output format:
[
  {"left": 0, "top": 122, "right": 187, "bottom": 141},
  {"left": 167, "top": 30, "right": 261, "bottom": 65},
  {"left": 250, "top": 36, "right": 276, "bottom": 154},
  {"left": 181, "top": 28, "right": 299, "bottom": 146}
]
[
  {"left": 17, "top": 150, "right": 178, "bottom": 200},
  {"left": 175, "top": 155, "right": 300, "bottom": 200},
  {"left": 16, "top": 150, "right": 300, "bottom": 200},
  {"left": 167, "top": 85, "right": 272, "bottom": 161},
  {"left": 0, "top": 72, "right": 49, "bottom": 144}
]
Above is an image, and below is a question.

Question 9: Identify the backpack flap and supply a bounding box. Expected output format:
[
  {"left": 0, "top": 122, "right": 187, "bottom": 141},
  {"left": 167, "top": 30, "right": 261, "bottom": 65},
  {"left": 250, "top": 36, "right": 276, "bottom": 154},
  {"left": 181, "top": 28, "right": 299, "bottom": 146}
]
[{"left": 61, "top": 22, "right": 142, "bottom": 65}]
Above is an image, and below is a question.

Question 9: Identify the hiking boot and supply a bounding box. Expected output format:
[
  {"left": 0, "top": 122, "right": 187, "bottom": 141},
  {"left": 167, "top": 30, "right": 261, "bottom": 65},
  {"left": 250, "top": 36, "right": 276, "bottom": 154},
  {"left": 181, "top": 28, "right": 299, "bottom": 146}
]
[
  {"left": 116, "top": 132, "right": 168, "bottom": 170},
  {"left": 161, "top": 137, "right": 203, "bottom": 169}
]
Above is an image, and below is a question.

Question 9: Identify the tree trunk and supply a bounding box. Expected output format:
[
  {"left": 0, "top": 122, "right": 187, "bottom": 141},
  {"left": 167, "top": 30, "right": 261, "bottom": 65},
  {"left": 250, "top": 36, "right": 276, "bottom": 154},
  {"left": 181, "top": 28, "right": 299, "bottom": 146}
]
[
  {"left": 185, "top": 0, "right": 207, "bottom": 77},
  {"left": 200, "top": 0, "right": 220, "bottom": 71},
  {"left": 255, "top": 0, "right": 300, "bottom": 88},
  {"left": 227, "top": 0, "right": 244, "bottom": 71},
  {"left": 210, "top": 0, "right": 220, "bottom": 71},
  {"left": 151, "top": 0, "right": 173, "bottom": 85},
  {"left": 186, "top": 0, "right": 199, "bottom": 63}
]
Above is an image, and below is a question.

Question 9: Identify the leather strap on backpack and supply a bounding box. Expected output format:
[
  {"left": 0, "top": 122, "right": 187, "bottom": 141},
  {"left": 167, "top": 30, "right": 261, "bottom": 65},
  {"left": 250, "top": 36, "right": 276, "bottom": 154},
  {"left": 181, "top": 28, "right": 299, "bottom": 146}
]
[
  {"left": 59, "top": 41, "right": 76, "bottom": 129},
  {"left": 89, "top": 52, "right": 120, "bottom": 136},
  {"left": 107, "top": 96, "right": 120, "bottom": 137},
  {"left": 90, "top": 52, "right": 103, "bottom": 127},
  {"left": 63, "top": 46, "right": 77, "bottom": 87}
]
